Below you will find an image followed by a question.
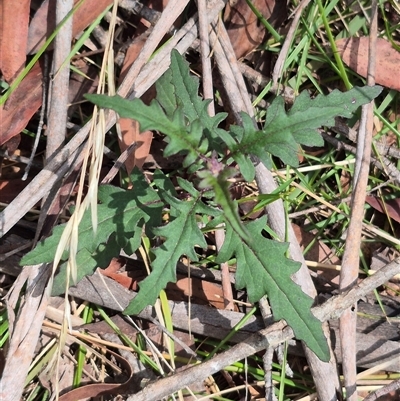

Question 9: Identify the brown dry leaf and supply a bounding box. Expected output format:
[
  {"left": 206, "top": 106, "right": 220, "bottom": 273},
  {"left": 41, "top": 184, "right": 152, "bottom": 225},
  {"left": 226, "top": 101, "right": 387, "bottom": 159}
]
[
  {"left": 101, "top": 258, "right": 228, "bottom": 309},
  {"left": 167, "top": 276, "right": 228, "bottom": 310},
  {"left": 292, "top": 223, "right": 341, "bottom": 285},
  {"left": 99, "top": 257, "right": 138, "bottom": 290},
  {"left": 336, "top": 37, "right": 400, "bottom": 91},
  {"left": 0, "top": 0, "right": 30, "bottom": 82},
  {"left": 0, "top": 178, "right": 33, "bottom": 204},
  {"left": 292, "top": 223, "right": 340, "bottom": 264},
  {"left": 366, "top": 195, "right": 400, "bottom": 224},
  {"left": 0, "top": 61, "right": 43, "bottom": 146},
  {"left": 118, "top": 34, "right": 154, "bottom": 174},
  {"left": 1, "top": 135, "right": 21, "bottom": 156},
  {"left": 119, "top": 118, "right": 153, "bottom": 173},
  {"left": 27, "top": 0, "right": 113, "bottom": 55},
  {"left": 339, "top": 168, "right": 351, "bottom": 194},
  {"left": 224, "top": 0, "right": 287, "bottom": 59},
  {"left": 58, "top": 349, "right": 134, "bottom": 401}
]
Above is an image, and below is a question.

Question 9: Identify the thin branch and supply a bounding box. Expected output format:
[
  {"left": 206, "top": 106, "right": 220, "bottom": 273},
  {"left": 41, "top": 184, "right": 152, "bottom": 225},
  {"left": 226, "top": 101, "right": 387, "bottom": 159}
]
[
  {"left": 271, "top": 0, "right": 312, "bottom": 91},
  {"left": 197, "top": 0, "right": 214, "bottom": 115},
  {"left": 339, "top": 2, "right": 378, "bottom": 399},
  {"left": 45, "top": 0, "right": 74, "bottom": 162}
]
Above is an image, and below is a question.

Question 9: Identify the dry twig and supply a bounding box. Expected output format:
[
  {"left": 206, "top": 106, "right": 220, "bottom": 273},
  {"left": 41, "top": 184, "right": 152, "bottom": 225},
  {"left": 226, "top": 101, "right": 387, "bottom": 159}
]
[{"left": 339, "top": 2, "right": 378, "bottom": 400}]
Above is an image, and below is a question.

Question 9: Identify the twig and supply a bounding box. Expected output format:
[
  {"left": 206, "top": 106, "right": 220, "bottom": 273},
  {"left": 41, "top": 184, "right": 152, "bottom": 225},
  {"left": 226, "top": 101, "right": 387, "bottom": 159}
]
[
  {"left": 211, "top": 21, "right": 254, "bottom": 117},
  {"left": 119, "top": 0, "right": 161, "bottom": 26},
  {"left": 118, "top": 0, "right": 191, "bottom": 99},
  {"left": 333, "top": 117, "right": 400, "bottom": 159},
  {"left": 339, "top": 2, "right": 378, "bottom": 400},
  {"left": 263, "top": 346, "right": 277, "bottom": 401},
  {"left": 259, "top": 297, "right": 278, "bottom": 401},
  {"left": 33, "top": 0, "right": 74, "bottom": 244},
  {"left": 271, "top": 0, "right": 312, "bottom": 92},
  {"left": 322, "top": 132, "right": 400, "bottom": 185},
  {"left": 0, "top": 264, "right": 51, "bottom": 401},
  {"left": 215, "top": 228, "right": 235, "bottom": 310},
  {"left": 45, "top": 0, "right": 73, "bottom": 162},
  {"left": 197, "top": 0, "right": 214, "bottom": 115},
  {"left": 100, "top": 141, "right": 138, "bottom": 184},
  {"left": 362, "top": 378, "right": 400, "bottom": 401}
]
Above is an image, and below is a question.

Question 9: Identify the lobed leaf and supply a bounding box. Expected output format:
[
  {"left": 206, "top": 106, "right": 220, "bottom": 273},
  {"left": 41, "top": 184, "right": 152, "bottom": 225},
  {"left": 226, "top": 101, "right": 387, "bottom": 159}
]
[
  {"left": 227, "top": 85, "right": 382, "bottom": 174},
  {"left": 124, "top": 183, "right": 221, "bottom": 315},
  {"left": 216, "top": 217, "right": 330, "bottom": 362},
  {"left": 21, "top": 169, "right": 163, "bottom": 289}
]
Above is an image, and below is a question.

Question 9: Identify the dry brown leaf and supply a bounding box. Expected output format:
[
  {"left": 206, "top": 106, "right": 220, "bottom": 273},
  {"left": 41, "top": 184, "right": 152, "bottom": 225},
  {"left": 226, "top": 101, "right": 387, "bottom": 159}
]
[
  {"left": 0, "top": 61, "right": 43, "bottom": 146},
  {"left": 366, "top": 195, "right": 400, "bottom": 224},
  {"left": 336, "top": 37, "right": 400, "bottom": 91},
  {"left": 99, "top": 257, "right": 138, "bottom": 290},
  {"left": 292, "top": 223, "right": 341, "bottom": 285},
  {"left": 340, "top": 168, "right": 351, "bottom": 194},
  {"left": 101, "top": 258, "right": 228, "bottom": 310},
  {"left": 27, "top": 0, "right": 113, "bottom": 55},
  {"left": 167, "top": 276, "right": 228, "bottom": 310},
  {"left": 224, "top": 0, "right": 287, "bottom": 59},
  {"left": 118, "top": 34, "right": 154, "bottom": 174},
  {"left": 0, "top": 178, "right": 33, "bottom": 204},
  {"left": 0, "top": 135, "right": 21, "bottom": 157},
  {"left": 0, "top": 0, "right": 30, "bottom": 82},
  {"left": 292, "top": 223, "right": 340, "bottom": 265},
  {"left": 58, "top": 349, "right": 134, "bottom": 401},
  {"left": 119, "top": 120, "right": 154, "bottom": 173}
]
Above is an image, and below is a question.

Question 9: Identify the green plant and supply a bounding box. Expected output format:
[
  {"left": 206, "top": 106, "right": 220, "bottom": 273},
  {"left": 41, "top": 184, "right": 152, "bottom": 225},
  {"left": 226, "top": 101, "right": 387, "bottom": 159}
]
[{"left": 21, "top": 50, "right": 382, "bottom": 362}]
